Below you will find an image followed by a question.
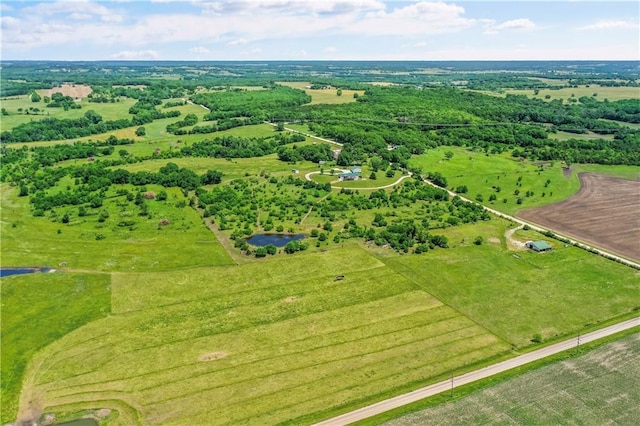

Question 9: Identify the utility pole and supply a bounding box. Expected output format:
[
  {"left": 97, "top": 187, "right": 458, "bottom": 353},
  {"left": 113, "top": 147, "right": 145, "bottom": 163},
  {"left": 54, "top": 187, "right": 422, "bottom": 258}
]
[{"left": 450, "top": 373, "right": 454, "bottom": 399}]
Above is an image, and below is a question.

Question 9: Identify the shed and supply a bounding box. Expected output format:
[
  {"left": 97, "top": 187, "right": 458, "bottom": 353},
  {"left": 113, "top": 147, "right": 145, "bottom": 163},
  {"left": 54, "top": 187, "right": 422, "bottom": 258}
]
[{"left": 525, "top": 240, "right": 552, "bottom": 252}]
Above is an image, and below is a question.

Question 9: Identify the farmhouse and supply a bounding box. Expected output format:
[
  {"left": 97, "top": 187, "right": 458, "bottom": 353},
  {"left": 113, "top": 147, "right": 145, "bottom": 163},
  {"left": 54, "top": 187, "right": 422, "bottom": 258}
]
[
  {"left": 339, "top": 171, "right": 361, "bottom": 181},
  {"left": 525, "top": 240, "right": 553, "bottom": 252}
]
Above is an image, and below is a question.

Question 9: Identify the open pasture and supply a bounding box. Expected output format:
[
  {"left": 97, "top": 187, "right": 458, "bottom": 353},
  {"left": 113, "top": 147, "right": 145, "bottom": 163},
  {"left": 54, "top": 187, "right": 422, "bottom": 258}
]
[
  {"left": 385, "top": 333, "right": 640, "bottom": 426},
  {"left": 519, "top": 173, "right": 640, "bottom": 262},
  {"left": 278, "top": 82, "right": 365, "bottom": 104},
  {"left": 18, "top": 123, "right": 281, "bottom": 160},
  {"left": 0, "top": 183, "right": 233, "bottom": 272},
  {"left": 408, "top": 146, "right": 580, "bottom": 214},
  {"left": 383, "top": 229, "right": 640, "bottom": 347},
  {"left": 505, "top": 84, "right": 640, "bottom": 102},
  {"left": 116, "top": 154, "right": 316, "bottom": 180},
  {"left": 16, "top": 246, "right": 510, "bottom": 425},
  {"left": 0, "top": 95, "right": 137, "bottom": 131}
]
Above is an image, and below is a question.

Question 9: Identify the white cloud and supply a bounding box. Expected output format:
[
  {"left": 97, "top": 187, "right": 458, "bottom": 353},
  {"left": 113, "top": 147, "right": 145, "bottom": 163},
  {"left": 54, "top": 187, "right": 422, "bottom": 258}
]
[
  {"left": 111, "top": 49, "right": 159, "bottom": 59},
  {"left": 483, "top": 18, "right": 536, "bottom": 34},
  {"left": 494, "top": 18, "right": 536, "bottom": 30},
  {"left": 23, "top": 0, "right": 123, "bottom": 23},
  {"left": 69, "top": 13, "right": 93, "bottom": 20},
  {"left": 0, "top": 3, "right": 14, "bottom": 12},
  {"left": 189, "top": 46, "right": 210, "bottom": 54},
  {"left": 323, "top": 46, "right": 337, "bottom": 53},
  {"left": 353, "top": 1, "right": 476, "bottom": 35},
  {"left": 413, "top": 41, "right": 428, "bottom": 48},
  {"left": 227, "top": 38, "right": 248, "bottom": 46},
  {"left": 578, "top": 20, "right": 639, "bottom": 30},
  {"left": 200, "top": 0, "right": 385, "bottom": 17}
]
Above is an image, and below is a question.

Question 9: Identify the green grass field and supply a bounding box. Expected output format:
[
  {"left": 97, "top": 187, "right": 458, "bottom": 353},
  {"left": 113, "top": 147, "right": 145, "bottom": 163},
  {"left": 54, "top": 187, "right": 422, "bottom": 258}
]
[
  {"left": 383, "top": 235, "right": 640, "bottom": 347},
  {"left": 277, "top": 82, "right": 365, "bottom": 104},
  {"left": 409, "top": 146, "right": 580, "bottom": 214},
  {"left": 15, "top": 246, "right": 511, "bottom": 425},
  {"left": 473, "top": 84, "right": 639, "bottom": 102},
  {"left": 0, "top": 183, "right": 233, "bottom": 272},
  {"left": 505, "top": 84, "right": 640, "bottom": 102},
  {"left": 0, "top": 96, "right": 138, "bottom": 131},
  {"left": 7, "top": 215, "right": 639, "bottom": 424},
  {"left": 384, "top": 333, "right": 640, "bottom": 425},
  {"left": 0, "top": 272, "right": 111, "bottom": 424},
  {"left": 409, "top": 146, "right": 639, "bottom": 215}
]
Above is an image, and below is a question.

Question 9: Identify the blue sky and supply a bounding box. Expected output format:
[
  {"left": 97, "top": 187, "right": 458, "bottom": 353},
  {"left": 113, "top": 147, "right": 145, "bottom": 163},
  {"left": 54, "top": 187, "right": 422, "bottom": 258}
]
[{"left": 1, "top": 1, "right": 638, "bottom": 60}]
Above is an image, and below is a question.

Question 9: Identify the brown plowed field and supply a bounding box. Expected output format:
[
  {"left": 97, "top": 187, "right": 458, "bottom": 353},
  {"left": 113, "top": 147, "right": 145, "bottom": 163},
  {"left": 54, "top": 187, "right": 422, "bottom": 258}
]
[{"left": 519, "top": 173, "right": 640, "bottom": 262}]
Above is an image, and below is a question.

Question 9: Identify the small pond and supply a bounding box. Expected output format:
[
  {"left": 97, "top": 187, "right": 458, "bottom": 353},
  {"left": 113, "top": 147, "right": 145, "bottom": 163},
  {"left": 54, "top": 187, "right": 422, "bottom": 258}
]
[
  {"left": 0, "top": 267, "right": 51, "bottom": 278},
  {"left": 246, "top": 234, "right": 305, "bottom": 247}
]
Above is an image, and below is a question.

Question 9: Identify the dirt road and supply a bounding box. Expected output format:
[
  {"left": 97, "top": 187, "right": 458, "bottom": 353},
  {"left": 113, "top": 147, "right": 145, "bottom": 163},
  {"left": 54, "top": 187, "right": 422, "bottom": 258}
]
[{"left": 314, "top": 317, "right": 640, "bottom": 426}]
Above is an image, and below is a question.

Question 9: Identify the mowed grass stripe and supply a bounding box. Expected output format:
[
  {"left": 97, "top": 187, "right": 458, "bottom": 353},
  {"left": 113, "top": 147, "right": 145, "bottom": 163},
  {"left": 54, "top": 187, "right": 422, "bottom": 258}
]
[
  {"left": 134, "top": 316, "right": 476, "bottom": 402},
  {"left": 45, "top": 313, "right": 474, "bottom": 404},
  {"left": 147, "top": 333, "right": 506, "bottom": 425},
  {"left": 36, "top": 268, "right": 419, "bottom": 385},
  {"left": 42, "top": 292, "right": 444, "bottom": 391},
  {"left": 255, "top": 345, "right": 507, "bottom": 426},
  {"left": 112, "top": 246, "right": 385, "bottom": 313}
]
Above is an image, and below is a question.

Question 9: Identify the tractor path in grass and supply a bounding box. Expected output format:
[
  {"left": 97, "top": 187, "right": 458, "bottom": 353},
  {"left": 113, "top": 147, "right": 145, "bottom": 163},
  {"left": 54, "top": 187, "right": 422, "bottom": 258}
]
[{"left": 314, "top": 317, "right": 640, "bottom": 426}]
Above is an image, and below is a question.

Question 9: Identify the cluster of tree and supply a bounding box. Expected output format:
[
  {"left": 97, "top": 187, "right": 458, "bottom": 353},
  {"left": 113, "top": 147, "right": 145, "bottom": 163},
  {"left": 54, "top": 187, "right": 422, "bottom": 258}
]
[
  {"left": 46, "top": 93, "right": 80, "bottom": 110},
  {"left": 179, "top": 135, "right": 290, "bottom": 159},
  {"left": 166, "top": 113, "right": 198, "bottom": 133},
  {"left": 25, "top": 161, "right": 224, "bottom": 214},
  {"left": 276, "top": 142, "right": 333, "bottom": 163},
  {"left": 193, "top": 86, "right": 311, "bottom": 121}
]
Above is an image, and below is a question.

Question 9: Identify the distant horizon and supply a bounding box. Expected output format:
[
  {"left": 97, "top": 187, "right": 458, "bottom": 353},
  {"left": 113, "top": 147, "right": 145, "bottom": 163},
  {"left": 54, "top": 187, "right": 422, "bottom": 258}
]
[
  {"left": 1, "top": 1, "right": 638, "bottom": 61},
  {"left": 2, "top": 59, "right": 639, "bottom": 63}
]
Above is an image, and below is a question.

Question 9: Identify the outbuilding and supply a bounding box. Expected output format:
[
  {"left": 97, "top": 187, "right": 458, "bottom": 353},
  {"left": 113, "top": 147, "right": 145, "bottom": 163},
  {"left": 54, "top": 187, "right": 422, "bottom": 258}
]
[{"left": 525, "top": 240, "right": 553, "bottom": 252}]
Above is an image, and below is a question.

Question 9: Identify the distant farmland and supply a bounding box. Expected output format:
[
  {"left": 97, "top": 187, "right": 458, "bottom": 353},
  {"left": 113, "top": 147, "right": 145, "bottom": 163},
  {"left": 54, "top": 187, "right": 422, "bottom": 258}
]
[{"left": 385, "top": 333, "right": 640, "bottom": 426}]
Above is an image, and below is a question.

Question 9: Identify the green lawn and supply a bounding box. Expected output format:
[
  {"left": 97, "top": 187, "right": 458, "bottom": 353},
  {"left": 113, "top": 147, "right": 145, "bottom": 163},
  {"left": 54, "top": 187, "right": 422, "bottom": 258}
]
[
  {"left": 0, "top": 272, "right": 111, "bottom": 424},
  {"left": 384, "top": 333, "right": 640, "bottom": 426}
]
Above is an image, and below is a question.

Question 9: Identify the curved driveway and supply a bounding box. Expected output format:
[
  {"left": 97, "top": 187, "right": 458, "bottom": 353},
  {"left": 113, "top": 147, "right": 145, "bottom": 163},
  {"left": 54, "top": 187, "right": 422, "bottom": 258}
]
[{"left": 305, "top": 171, "right": 413, "bottom": 190}]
